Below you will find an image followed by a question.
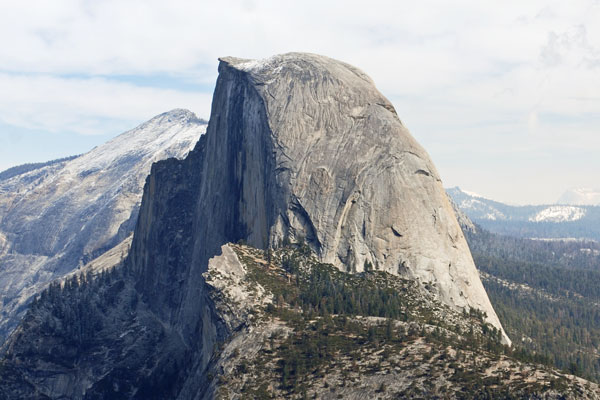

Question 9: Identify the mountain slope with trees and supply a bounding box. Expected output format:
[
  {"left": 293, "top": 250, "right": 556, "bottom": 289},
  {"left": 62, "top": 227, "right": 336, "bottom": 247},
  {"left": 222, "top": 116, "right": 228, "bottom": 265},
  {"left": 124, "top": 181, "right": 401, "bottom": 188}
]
[
  {"left": 464, "top": 226, "right": 600, "bottom": 383},
  {"left": 2, "top": 243, "right": 597, "bottom": 399}
]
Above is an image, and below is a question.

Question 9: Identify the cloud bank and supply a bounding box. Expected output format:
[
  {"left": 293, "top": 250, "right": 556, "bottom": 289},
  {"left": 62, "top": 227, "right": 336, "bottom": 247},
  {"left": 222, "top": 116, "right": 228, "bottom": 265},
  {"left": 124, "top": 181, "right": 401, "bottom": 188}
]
[{"left": 1, "top": 0, "right": 599, "bottom": 203}]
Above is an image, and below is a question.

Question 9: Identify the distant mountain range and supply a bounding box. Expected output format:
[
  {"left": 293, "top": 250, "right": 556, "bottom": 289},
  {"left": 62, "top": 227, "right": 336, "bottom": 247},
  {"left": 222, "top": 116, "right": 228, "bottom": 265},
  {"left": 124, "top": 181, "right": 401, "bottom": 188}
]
[
  {"left": 558, "top": 188, "right": 600, "bottom": 206},
  {"left": 447, "top": 187, "right": 600, "bottom": 241},
  {"left": 450, "top": 194, "right": 600, "bottom": 381},
  {"left": 461, "top": 223, "right": 600, "bottom": 382}
]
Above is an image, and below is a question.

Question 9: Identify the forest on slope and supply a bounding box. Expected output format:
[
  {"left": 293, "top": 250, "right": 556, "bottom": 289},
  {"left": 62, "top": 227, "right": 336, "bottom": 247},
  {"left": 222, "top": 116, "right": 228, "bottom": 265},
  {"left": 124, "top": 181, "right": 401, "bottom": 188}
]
[{"left": 466, "top": 228, "right": 600, "bottom": 382}]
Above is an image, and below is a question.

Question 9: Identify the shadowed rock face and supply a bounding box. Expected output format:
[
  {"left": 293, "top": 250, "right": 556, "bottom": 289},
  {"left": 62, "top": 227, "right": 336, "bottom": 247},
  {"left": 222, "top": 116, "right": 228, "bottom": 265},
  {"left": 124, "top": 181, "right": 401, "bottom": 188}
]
[{"left": 186, "top": 53, "right": 508, "bottom": 343}]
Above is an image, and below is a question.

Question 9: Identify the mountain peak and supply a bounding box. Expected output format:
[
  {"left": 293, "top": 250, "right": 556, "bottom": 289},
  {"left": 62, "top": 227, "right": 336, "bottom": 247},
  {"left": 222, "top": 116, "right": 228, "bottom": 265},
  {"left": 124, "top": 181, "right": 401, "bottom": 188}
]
[
  {"left": 148, "top": 108, "right": 207, "bottom": 125},
  {"left": 0, "top": 110, "right": 206, "bottom": 340},
  {"left": 558, "top": 187, "right": 600, "bottom": 206}
]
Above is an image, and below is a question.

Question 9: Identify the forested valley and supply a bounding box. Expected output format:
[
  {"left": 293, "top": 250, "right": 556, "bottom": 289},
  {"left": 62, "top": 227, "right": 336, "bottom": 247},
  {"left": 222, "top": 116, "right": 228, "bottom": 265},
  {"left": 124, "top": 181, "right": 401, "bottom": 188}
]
[{"left": 466, "top": 228, "right": 600, "bottom": 382}]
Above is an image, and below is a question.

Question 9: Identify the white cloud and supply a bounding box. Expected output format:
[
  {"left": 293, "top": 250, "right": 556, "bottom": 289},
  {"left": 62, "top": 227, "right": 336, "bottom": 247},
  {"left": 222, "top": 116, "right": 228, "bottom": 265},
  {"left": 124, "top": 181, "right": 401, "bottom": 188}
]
[
  {"left": 0, "top": 0, "right": 599, "bottom": 203},
  {"left": 0, "top": 73, "right": 212, "bottom": 135},
  {"left": 528, "top": 111, "right": 539, "bottom": 133}
]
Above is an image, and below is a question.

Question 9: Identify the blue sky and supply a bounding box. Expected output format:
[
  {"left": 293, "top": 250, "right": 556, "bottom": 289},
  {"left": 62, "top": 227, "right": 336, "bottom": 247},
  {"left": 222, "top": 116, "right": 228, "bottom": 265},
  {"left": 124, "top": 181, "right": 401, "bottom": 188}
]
[{"left": 0, "top": 0, "right": 599, "bottom": 204}]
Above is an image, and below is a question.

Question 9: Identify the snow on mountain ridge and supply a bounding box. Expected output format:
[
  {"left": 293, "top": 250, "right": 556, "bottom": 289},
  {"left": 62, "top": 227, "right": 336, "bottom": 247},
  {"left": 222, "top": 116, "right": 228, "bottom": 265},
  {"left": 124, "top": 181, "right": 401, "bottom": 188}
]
[
  {"left": 462, "top": 189, "right": 484, "bottom": 198},
  {"left": 529, "top": 206, "right": 586, "bottom": 223},
  {"left": 459, "top": 198, "right": 506, "bottom": 221},
  {"left": 448, "top": 186, "right": 600, "bottom": 241},
  {"left": 65, "top": 109, "right": 204, "bottom": 174},
  {"left": 558, "top": 188, "right": 600, "bottom": 206}
]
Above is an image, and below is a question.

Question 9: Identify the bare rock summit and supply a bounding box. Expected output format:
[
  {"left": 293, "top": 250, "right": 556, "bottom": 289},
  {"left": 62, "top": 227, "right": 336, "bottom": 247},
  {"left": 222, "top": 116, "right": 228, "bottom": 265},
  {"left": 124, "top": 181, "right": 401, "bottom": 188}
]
[{"left": 213, "top": 53, "right": 508, "bottom": 343}]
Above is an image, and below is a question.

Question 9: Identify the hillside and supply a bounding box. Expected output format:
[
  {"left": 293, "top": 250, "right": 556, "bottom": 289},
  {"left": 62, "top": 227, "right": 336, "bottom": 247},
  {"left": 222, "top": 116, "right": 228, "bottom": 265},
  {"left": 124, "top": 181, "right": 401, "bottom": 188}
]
[
  {"left": 463, "top": 225, "right": 600, "bottom": 383},
  {"left": 2, "top": 242, "right": 597, "bottom": 399},
  {"left": 0, "top": 155, "right": 81, "bottom": 182}
]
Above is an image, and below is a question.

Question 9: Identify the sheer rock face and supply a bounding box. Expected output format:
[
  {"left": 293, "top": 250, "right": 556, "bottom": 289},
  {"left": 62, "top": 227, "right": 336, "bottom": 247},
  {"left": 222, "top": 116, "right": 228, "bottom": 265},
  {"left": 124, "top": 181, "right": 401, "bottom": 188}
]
[{"left": 176, "top": 53, "right": 507, "bottom": 343}]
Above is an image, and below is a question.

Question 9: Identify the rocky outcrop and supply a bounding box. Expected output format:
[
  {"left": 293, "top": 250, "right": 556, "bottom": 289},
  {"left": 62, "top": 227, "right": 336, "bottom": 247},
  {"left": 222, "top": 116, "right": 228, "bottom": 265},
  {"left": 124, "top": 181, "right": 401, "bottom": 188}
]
[
  {"left": 449, "top": 195, "right": 477, "bottom": 234},
  {"left": 0, "top": 109, "right": 206, "bottom": 341},
  {"left": 199, "top": 244, "right": 599, "bottom": 399}
]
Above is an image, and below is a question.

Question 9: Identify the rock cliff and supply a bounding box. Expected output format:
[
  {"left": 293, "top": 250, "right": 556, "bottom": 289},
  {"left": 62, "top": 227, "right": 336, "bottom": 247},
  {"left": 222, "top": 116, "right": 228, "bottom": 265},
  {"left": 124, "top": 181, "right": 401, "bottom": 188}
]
[
  {"left": 127, "top": 53, "right": 508, "bottom": 355},
  {"left": 144, "top": 53, "right": 507, "bottom": 342}
]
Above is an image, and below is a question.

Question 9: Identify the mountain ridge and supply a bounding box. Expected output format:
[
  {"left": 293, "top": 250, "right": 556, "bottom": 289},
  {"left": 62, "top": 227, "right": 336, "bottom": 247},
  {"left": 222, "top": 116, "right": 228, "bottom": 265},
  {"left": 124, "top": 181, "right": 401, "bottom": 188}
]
[
  {"left": 447, "top": 186, "right": 600, "bottom": 241},
  {"left": 0, "top": 109, "right": 206, "bottom": 341},
  {"left": 0, "top": 155, "right": 81, "bottom": 183}
]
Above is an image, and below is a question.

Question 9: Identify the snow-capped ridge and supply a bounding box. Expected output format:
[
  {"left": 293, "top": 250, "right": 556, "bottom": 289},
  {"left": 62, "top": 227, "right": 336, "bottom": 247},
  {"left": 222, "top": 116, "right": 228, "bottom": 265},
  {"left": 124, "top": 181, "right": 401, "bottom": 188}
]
[
  {"left": 457, "top": 197, "right": 506, "bottom": 221},
  {"left": 529, "top": 206, "right": 586, "bottom": 223},
  {"left": 64, "top": 109, "right": 206, "bottom": 175},
  {"left": 448, "top": 187, "right": 600, "bottom": 241},
  {"left": 462, "top": 189, "right": 484, "bottom": 198},
  {"left": 449, "top": 187, "right": 487, "bottom": 200},
  {"left": 147, "top": 108, "right": 207, "bottom": 125},
  {"left": 558, "top": 188, "right": 600, "bottom": 206}
]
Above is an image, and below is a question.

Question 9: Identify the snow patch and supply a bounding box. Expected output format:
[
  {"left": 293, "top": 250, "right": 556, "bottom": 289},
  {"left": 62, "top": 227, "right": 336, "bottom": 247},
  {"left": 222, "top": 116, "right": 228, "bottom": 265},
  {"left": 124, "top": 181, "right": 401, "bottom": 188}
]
[
  {"left": 460, "top": 199, "right": 484, "bottom": 208},
  {"left": 0, "top": 231, "right": 7, "bottom": 257},
  {"left": 459, "top": 199, "right": 506, "bottom": 220},
  {"left": 237, "top": 58, "right": 271, "bottom": 71},
  {"left": 529, "top": 206, "right": 586, "bottom": 223},
  {"left": 462, "top": 189, "right": 483, "bottom": 198},
  {"left": 580, "top": 248, "right": 600, "bottom": 256}
]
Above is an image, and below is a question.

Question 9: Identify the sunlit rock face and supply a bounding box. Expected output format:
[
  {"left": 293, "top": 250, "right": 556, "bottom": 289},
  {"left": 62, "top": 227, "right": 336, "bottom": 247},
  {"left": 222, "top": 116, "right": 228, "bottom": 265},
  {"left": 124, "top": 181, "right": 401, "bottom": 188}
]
[{"left": 201, "top": 53, "right": 508, "bottom": 343}]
